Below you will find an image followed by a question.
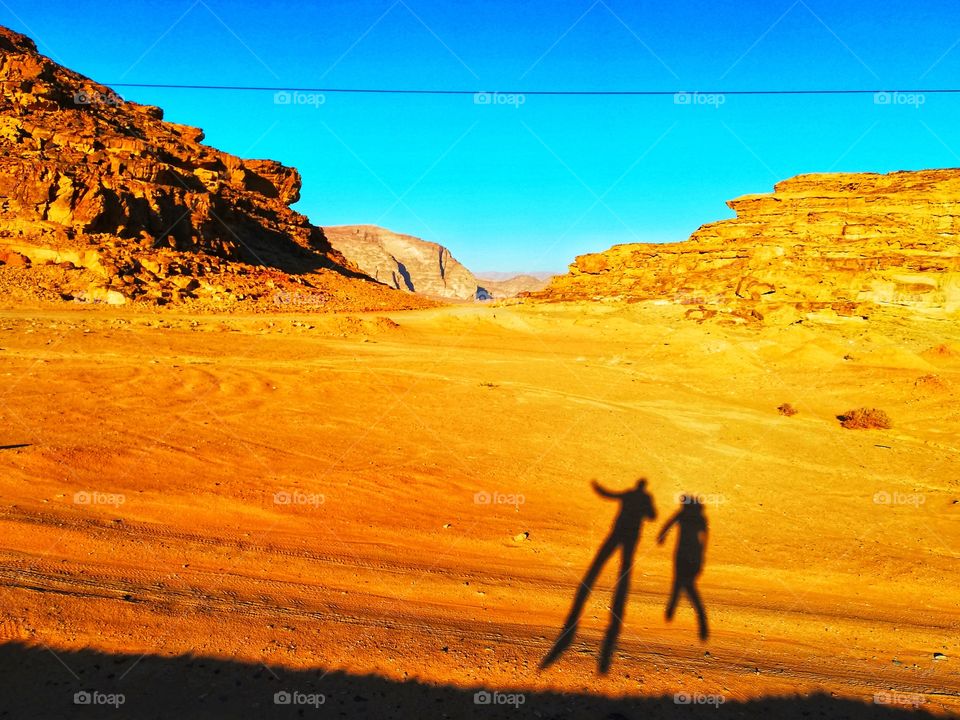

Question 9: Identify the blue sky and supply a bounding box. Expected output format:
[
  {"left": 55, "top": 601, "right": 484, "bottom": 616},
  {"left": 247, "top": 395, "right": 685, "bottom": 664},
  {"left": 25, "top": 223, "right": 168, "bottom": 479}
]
[{"left": 3, "top": 0, "right": 960, "bottom": 272}]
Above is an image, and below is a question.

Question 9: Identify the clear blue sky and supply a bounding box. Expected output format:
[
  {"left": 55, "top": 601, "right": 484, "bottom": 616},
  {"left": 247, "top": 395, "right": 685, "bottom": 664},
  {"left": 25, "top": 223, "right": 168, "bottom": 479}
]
[{"left": 3, "top": 0, "right": 960, "bottom": 272}]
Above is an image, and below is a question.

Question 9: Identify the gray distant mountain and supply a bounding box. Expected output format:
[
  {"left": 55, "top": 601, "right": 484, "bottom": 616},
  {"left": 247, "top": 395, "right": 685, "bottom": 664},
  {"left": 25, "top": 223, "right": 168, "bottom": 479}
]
[{"left": 323, "top": 225, "right": 553, "bottom": 300}]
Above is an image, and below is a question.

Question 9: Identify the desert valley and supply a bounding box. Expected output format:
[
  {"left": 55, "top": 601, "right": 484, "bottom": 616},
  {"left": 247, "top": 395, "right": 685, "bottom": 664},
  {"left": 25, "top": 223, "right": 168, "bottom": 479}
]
[{"left": 0, "top": 21, "right": 958, "bottom": 720}]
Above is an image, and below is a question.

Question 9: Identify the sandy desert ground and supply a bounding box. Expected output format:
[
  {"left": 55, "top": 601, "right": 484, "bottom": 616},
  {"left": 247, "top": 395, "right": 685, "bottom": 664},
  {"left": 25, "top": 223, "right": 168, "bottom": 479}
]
[{"left": 0, "top": 300, "right": 957, "bottom": 718}]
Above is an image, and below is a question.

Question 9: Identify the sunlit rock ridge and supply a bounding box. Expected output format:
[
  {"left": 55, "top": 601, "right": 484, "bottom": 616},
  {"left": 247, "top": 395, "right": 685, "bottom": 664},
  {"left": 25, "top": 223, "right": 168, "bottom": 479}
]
[{"left": 533, "top": 170, "right": 960, "bottom": 322}]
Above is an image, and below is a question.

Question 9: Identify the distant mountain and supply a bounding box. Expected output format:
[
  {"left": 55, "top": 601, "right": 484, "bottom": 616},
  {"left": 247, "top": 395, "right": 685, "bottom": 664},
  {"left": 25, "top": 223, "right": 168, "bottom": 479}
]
[
  {"left": 474, "top": 271, "right": 557, "bottom": 282},
  {"left": 323, "top": 225, "right": 548, "bottom": 300},
  {"left": 323, "top": 225, "right": 478, "bottom": 299},
  {"left": 476, "top": 273, "right": 553, "bottom": 297}
]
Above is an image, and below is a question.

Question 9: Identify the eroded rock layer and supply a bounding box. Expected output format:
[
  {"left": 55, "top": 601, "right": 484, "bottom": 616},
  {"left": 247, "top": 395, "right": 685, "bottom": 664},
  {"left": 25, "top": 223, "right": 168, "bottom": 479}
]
[
  {"left": 324, "top": 225, "right": 482, "bottom": 300},
  {"left": 0, "top": 25, "right": 428, "bottom": 310},
  {"left": 533, "top": 170, "right": 960, "bottom": 322}
]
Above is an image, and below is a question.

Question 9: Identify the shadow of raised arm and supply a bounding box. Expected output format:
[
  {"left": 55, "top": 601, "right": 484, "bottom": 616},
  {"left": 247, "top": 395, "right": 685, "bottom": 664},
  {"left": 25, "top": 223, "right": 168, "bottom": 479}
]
[
  {"left": 591, "top": 480, "right": 623, "bottom": 499},
  {"left": 542, "top": 476, "right": 658, "bottom": 673}
]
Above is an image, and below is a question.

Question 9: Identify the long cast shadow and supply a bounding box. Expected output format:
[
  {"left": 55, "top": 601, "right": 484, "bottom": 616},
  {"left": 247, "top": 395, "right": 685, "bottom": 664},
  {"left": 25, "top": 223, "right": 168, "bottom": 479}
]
[
  {"left": 658, "top": 494, "right": 709, "bottom": 641},
  {"left": 540, "top": 478, "right": 657, "bottom": 674},
  {"left": 0, "top": 641, "right": 942, "bottom": 719}
]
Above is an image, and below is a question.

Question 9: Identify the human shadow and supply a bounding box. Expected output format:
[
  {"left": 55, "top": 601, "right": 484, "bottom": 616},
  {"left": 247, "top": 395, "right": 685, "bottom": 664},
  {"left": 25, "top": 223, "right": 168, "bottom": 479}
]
[
  {"left": 540, "top": 478, "right": 657, "bottom": 674},
  {"left": 658, "top": 495, "right": 709, "bottom": 641}
]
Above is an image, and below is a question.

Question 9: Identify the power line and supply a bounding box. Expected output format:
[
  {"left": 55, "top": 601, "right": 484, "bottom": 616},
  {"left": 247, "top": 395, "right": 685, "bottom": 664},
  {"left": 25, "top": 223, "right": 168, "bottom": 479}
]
[
  {"left": 3, "top": 79, "right": 953, "bottom": 95},
  {"left": 92, "top": 84, "right": 960, "bottom": 96}
]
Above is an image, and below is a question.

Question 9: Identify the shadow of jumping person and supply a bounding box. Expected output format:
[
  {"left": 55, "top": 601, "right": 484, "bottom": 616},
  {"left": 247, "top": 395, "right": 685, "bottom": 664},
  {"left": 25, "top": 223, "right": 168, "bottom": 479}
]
[
  {"left": 540, "top": 478, "right": 657, "bottom": 674},
  {"left": 658, "top": 495, "right": 709, "bottom": 641}
]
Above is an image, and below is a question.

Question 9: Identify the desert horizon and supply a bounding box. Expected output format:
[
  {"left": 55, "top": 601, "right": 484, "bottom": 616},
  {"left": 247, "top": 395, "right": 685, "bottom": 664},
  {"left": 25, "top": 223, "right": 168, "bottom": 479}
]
[{"left": 0, "top": 4, "right": 958, "bottom": 719}]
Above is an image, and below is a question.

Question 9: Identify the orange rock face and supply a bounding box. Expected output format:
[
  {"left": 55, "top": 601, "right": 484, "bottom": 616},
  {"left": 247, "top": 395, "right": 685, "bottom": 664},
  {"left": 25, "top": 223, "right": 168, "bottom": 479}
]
[
  {"left": 0, "top": 25, "right": 430, "bottom": 311},
  {"left": 533, "top": 170, "right": 960, "bottom": 322}
]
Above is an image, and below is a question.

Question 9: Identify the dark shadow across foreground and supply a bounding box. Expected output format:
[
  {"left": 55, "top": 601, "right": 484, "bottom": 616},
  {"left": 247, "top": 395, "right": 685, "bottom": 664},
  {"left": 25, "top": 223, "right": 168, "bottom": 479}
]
[{"left": 0, "top": 641, "right": 938, "bottom": 719}]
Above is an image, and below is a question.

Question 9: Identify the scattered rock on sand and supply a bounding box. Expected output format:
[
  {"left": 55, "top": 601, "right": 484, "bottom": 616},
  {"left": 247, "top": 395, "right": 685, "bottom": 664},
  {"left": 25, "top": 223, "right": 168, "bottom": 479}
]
[
  {"left": 777, "top": 403, "right": 799, "bottom": 416},
  {"left": 838, "top": 407, "right": 893, "bottom": 430}
]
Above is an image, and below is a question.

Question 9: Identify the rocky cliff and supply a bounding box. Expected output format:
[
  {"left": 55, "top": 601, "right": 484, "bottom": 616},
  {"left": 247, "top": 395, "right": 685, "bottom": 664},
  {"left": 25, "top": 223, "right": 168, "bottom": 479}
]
[
  {"left": 532, "top": 170, "right": 960, "bottom": 322},
  {"left": 324, "top": 225, "right": 552, "bottom": 301},
  {"left": 0, "top": 25, "right": 428, "bottom": 310},
  {"left": 324, "top": 225, "right": 477, "bottom": 300}
]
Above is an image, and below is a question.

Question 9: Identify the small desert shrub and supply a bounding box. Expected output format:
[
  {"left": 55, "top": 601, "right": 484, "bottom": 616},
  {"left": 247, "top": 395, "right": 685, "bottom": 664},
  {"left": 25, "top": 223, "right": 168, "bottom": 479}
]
[
  {"left": 777, "top": 403, "right": 798, "bottom": 417},
  {"left": 838, "top": 407, "right": 892, "bottom": 430}
]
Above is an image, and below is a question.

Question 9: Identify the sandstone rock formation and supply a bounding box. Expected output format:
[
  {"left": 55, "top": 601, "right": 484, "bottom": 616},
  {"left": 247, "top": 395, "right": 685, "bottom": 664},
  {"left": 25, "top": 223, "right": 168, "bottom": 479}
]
[
  {"left": 0, "top": 25, "right": 428, "bottom": 311},
  {"left": 532, "top": 170, "right": 960, "bottom": 322},
  {"left": 324, "top": 225, "right": 550, "bottom": 301},
  {"left": 322, "top": 225, "right": 464, "bottom": 300}
]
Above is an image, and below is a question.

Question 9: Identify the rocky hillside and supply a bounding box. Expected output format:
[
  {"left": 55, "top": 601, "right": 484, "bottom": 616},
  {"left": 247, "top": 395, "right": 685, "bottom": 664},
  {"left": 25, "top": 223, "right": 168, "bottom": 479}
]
[
  {"left": 0, "top": 25, "right": 430, "bottom": 311},
  {"left": 324, "top": 225, "right": 545, "bottom": 301},
  {"left": 324, "top": 225, "right": 478, "bottom": 300},
  {"left": 531, "top": 170, "right": 960, "bottom": 323}
]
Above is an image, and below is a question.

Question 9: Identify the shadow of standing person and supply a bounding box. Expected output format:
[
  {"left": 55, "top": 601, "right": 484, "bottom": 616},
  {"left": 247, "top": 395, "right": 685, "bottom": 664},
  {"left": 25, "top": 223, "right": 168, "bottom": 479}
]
[
  {"left": 540, "top": 478, "right": 657, "bottom": 674},
  {"left": 657, "top": 495, "right": 709, "bottom": 641}
]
